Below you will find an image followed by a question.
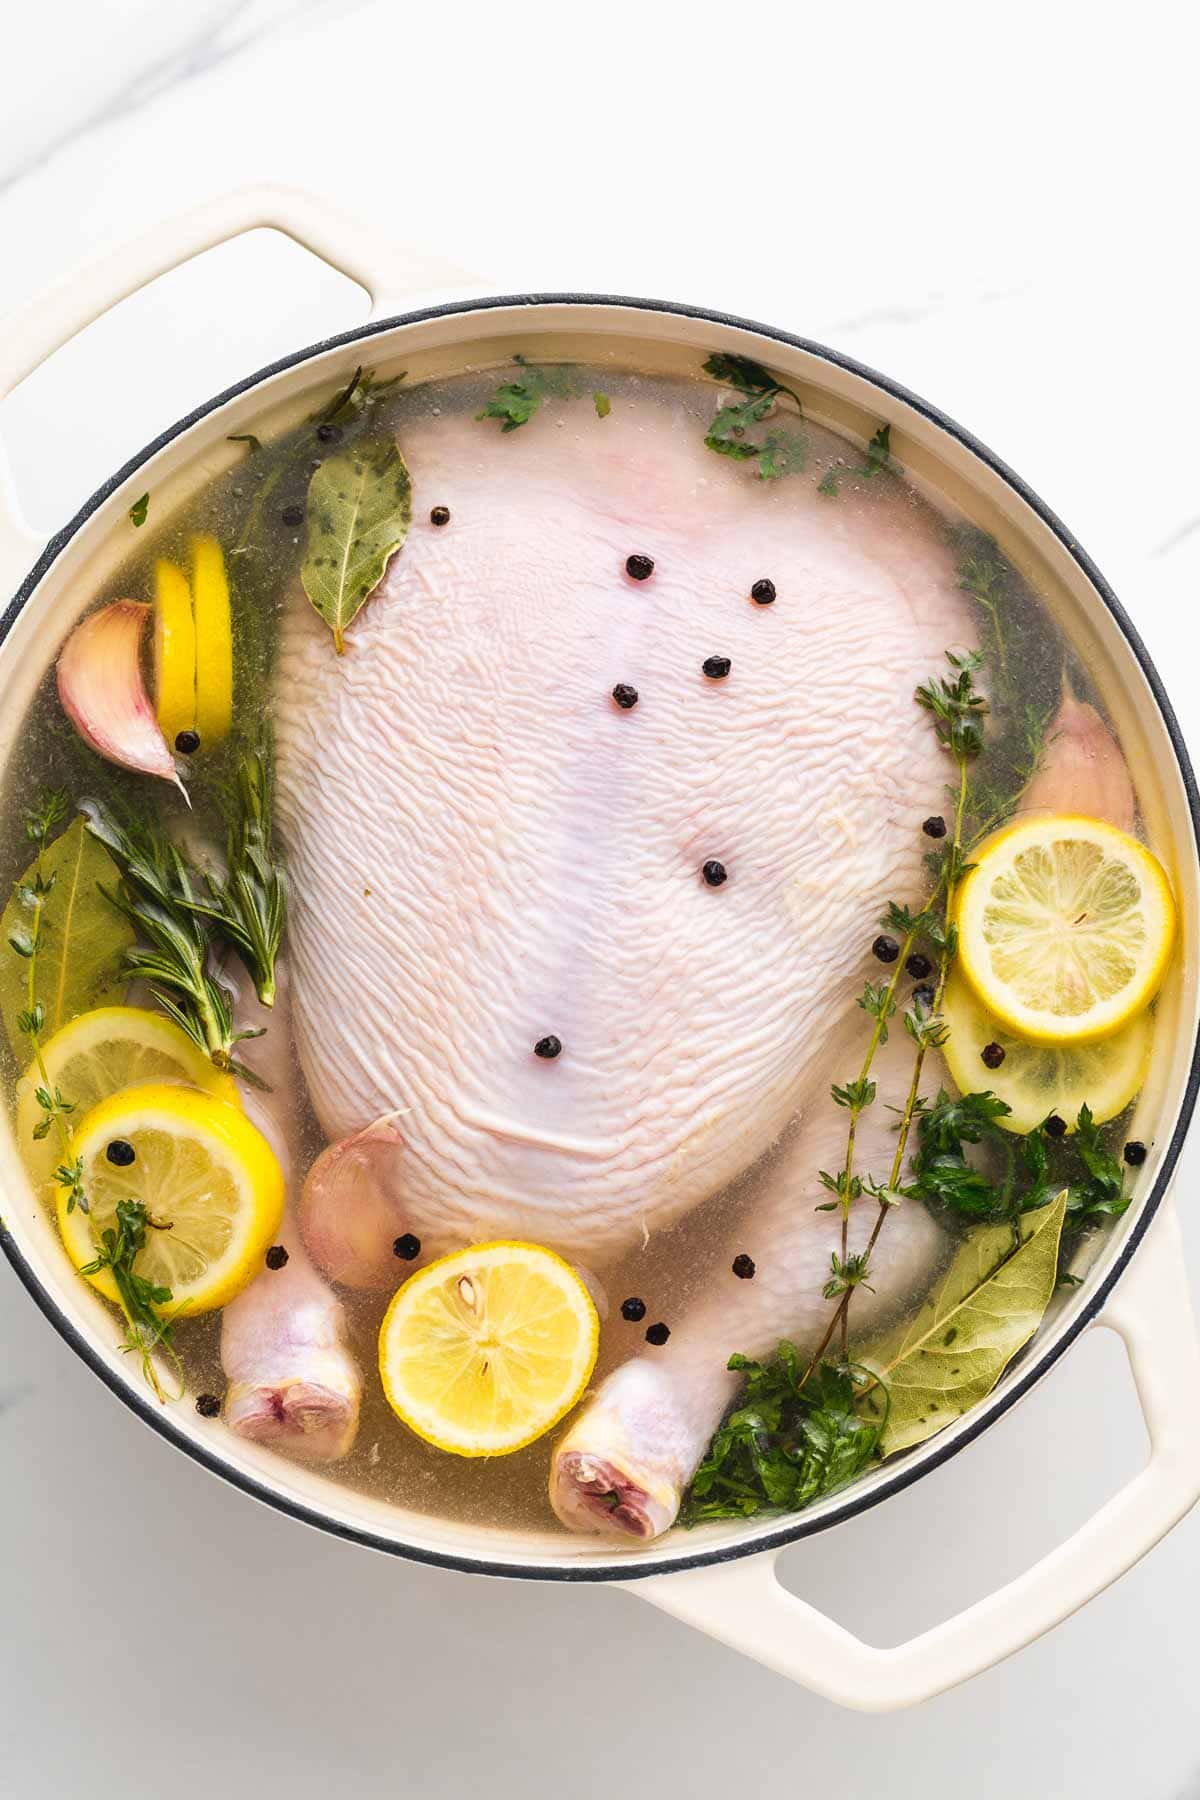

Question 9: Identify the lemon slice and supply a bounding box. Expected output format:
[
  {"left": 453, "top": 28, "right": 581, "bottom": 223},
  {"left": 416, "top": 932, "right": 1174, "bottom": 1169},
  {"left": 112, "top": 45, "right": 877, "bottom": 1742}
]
[
  {"left": 379, "top": 1241, "right": 599, "bottom": 1456},
  {"left": 941, "top": 974, "right": 1152, "bottom": 1134},
  {"left": 57, "top": 1083, "right": 284, "bottom": 1316},
  {"left": 153, "top": 558, "right": 196, "bottom": 742},
  {"left": 17, "top": 1006, "right": 239, "bottom": 1189},
  {"left": 955, "top": 815, "right": 1175, "bottom": 1044},
  {"left": 191, "top": 534, "right": 233, "bottom": 744}
]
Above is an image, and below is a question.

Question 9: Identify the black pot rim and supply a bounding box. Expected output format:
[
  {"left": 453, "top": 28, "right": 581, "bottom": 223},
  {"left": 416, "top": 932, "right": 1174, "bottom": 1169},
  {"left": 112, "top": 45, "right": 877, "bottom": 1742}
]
[{"left": 2, "top": 291, "right": 1197, "bottom": 1584}]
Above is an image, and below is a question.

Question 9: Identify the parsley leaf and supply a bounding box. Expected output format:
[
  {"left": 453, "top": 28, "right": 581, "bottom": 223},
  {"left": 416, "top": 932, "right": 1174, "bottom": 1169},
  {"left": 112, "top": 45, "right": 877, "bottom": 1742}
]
[
  {"left": 476, "top": 357, "right": 577, "bottom": 432},
  {"left": 128, "top": 493, "right": 149, "bottom": 528},
  {"left": 681, "top": 1351, "right": 884, "bottom": 1524},
  {"left": 700, "top": 350, "right": 807, "bottom": 480},
  {"left": 859, "top": 423, "right": 892, "bottom": 478}
]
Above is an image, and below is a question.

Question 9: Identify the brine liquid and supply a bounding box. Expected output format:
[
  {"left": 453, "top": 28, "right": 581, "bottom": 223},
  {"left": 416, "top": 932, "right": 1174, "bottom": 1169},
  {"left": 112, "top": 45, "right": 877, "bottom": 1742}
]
[{"left": 0, "top": 355, "right": 1162, "bottom": 1535}]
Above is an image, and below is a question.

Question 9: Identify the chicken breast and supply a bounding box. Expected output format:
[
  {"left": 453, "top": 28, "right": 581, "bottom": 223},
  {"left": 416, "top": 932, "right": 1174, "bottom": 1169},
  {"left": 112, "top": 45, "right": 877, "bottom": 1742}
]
[{"left": 275, "top": 392, "right": 971, "bottom": 1268}]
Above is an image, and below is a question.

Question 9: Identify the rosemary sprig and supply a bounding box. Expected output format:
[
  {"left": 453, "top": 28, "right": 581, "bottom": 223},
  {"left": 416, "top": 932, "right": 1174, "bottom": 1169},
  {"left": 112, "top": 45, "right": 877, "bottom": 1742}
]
[
  {"left": 82, "top": 803, "right": 260, "bottom": 1079},
  {"left": 81, "top": 748, "right": 285, "bottom": 1072},
  {"left": 184, "top": 749, "right": 286, "bottom": 1008}
]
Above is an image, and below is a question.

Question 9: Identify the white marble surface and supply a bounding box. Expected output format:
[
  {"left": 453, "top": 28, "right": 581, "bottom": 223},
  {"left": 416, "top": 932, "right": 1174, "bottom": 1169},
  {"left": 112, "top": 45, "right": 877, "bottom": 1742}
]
[{"left": 3, "top": 3, "right": 1200, "bottom": 1795}]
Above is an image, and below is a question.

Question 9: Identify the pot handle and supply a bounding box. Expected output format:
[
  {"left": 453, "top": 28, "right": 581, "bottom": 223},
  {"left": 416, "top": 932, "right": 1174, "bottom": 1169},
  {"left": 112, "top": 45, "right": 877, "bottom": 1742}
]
[
  {"left": 0, "top": 184, "right": 478, "bottom": 592},
  {"left": 626, "top": 1196, "right": 1200, "bottom": 1711}
]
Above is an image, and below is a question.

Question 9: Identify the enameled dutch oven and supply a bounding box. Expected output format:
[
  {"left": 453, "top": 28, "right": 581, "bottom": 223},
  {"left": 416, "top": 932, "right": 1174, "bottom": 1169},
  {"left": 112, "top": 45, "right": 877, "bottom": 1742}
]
[{"left": 2, "top": 187, "right": 1198, "bottom": 1712}]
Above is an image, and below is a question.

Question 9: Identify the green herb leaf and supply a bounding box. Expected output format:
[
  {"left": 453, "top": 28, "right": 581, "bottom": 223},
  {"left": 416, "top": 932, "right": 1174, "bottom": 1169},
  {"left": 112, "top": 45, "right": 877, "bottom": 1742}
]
[
  {"left": 859, "top": 424, "right": 892, "bottom": 478},
  {"left": 701, "top": 351, "right": 807, "bottom": 480},
  {"left": 128, "top": 493, "right": 149, "bottom": 528},
  {"left": 862, "top": 1190, "right": 1067, "bottom": 1454},
  {"left": 916, "top": 648, "right": 988, "bottom": 762},
  {"left": 81, "top": 802, "right": 267, "bottom": 1083},
  {"left": 702, "top": 352, "right": 781, "bottom": 393},
  {"left": 817, "top": 469, "right": 841, "bottom": 497},
  {"left": 181, "top": 749, "right": 286, "bottom": 1008},
  {"left": 301, "top": 440, "right": 412, "bottom": 653},
  {"left": 681, "top": 1352, "right": 882, "bottom": 1524},
  {"left": 476, "top": 358, "right": 577, "bottom": 433},
  {"left": 593, "top": 392, "right": 611, "bottom": 418},
  {"left": 0, "top": 817, "right": 132, "bottom": 1058}
]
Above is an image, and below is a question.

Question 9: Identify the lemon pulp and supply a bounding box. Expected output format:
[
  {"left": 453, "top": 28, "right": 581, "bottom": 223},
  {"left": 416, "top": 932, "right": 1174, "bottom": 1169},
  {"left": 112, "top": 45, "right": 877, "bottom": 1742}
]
[
  {"left": 379, "top": 1241, "right": 600, "bottom": 1456},
  {"left": 941, "top": 975, "right": 1152, "bottom": 1133},
  {"left": 17, "top": 1006, "right": 238, "bottom": 1188},
  {"left": 57, "top": 1083, "right": 283, "bottom": 1315},
  {"left": 955, "top": 814, "right": 1175, "bottom": 1044}
]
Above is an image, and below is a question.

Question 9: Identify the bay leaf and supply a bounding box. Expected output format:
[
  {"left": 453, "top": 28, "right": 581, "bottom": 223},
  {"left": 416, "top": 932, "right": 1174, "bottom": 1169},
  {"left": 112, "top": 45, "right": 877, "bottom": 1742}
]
[
  {"left": 0, "top": 817, "right": 134, "bottom": 1059},
  {"left": 300, "top": 439, "right": 412, "bottom": 653},
  {"left": 863, "top": 1190, "right": 1067, "bottom": 1456}
]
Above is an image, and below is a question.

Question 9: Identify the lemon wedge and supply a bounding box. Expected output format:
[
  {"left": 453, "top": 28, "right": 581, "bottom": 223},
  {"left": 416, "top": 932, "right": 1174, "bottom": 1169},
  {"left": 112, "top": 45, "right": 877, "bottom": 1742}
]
[
  {"left": 955, "top": 815, "right": 1175, "bottom": 1044},
  {"left": 17, "top": 1006, "right": 239, "bottom": 1189},
  {"left": 57, "top": 1083, "right": 283, "bottom": 1316},
  {"left": 379, "top": 1241, "right": 599, "bottom": 1456},
  {"left": 941, "top": 974, "right": 1152, "bottom": 1134},
  {"left": 191, "top": 534, "right": 234, "bottom": 744},
  {"left": 152, "top": 558, "right": 196, "bottom": 742}
]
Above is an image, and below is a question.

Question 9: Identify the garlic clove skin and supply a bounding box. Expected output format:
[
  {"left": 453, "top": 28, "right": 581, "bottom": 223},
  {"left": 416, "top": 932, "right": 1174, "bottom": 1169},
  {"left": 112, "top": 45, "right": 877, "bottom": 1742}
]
[
  {"left": 56, "top": 600, "right": 182, "bottom": 786},
  {"left": 1019, "top": 690, "right": 1135, "bottom": 833}
]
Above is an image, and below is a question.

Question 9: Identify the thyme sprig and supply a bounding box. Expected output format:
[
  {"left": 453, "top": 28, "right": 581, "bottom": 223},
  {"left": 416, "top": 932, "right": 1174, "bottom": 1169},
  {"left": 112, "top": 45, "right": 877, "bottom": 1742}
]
[
  {"left": 78, "top": 1197, "right": 183, "bottom": 1402},
  {"left": 10, "top": 791, "right": 83, "bottom": 1205},
  {"left": 9, "top": 792, "right": 179, "bottom": 1400},
  {"left": 804, "top": 651, "right": 986, "bottom": 1382}
]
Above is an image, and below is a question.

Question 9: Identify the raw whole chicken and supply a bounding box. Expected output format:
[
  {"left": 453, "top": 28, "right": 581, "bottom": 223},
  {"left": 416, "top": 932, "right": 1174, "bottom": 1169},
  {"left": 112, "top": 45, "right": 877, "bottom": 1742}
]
[{"left": 218, "top": 394, "right": 1121, "bottom": 1537}]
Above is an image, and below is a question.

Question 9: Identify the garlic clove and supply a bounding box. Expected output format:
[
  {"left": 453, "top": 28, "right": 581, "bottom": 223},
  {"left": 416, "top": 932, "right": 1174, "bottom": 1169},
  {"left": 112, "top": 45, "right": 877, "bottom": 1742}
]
[
  {"left": 57, "top": 600, "right": 182, "bottom": 787},
  {"left": 1019, "top": 690, "right": 1135, "bottom": 834}
]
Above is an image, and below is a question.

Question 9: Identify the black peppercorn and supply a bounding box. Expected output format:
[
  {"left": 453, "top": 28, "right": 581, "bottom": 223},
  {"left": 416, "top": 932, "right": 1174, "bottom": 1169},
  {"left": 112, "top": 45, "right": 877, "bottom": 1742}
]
[
  {"left": 912, "top": 983, "right": 936, "bottom": 1009},
  {"left": 430, "top": 505, "right": 451, "bottom": 526},
  {"left": 611, "top": 683, "right": 639, "bottom": 710},
  {"left": 645, "top": 1322, "right": 670, "bottom": 1346},
  {"left": 872, "top": 934, "right": 900, "bottom": 964},
  {"left": 1123, "top": 1140, "right": 1148, "bottom": 1167},
  {"left": 621, "top": 1296, "right": 647, "bottom": 1322},
  {"left": 981, "top": 1041, "right": 1006, "bottom": 1070},
  {"left": 315, "top": 422, "right": 341, "bottom": 444},
  {"left": 732, "top": 1253, "right": 756, "bottom": 1280},
  {"left": 923, "top": 815, "right": 947, "bottom": 839},
  {"left": 265, "top": 1244, "right": 289, "bottom": 1271},
  {"left": 195, "top": 1393, "right": 222, "bottom": 1418},
  {"left": 1045, "top": 1114, "right": 1068, "bottom": 1139},
  {"left": 393, "top": 1233, "right": 421, "bottom": 1260},
  {"left": 702, "top": 656, "right": 731, "bottom": 679},
  {"left": 534, "top": 1035, "right": 563, "bottom": 1059},
  {"left": 105, "top": 1138, "right": 135, "bottom": 1167},
  {"left": 174, "top": 729, "right": 201, "bottom": 755},
  {"left": 281, "top": 503, "right": 304, "bottom": 527},
  {"left": 750, "top": 578, "right": 776, "bottom": 605},
  {"left": 905, "top": 951, "right": 933, "bottom": 980},
  {"left": 702, "top": 859, "right": 728, "bottom": 887},
  {"left": 625, "top": 553, "right": 655, "bottom": 581}
]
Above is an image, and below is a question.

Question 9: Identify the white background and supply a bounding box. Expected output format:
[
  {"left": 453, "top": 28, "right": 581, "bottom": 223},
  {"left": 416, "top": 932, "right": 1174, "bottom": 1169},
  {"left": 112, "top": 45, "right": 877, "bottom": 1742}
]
[{"left": 2, "top": 3, "right": 1200, "bottom": 1795}]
